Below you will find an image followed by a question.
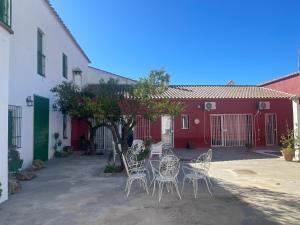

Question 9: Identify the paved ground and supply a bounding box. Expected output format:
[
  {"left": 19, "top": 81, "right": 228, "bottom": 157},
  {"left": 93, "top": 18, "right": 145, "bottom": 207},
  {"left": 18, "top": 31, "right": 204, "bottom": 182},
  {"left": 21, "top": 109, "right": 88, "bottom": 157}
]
[{"left": 0, "top": 149, "right": 299, "bottom": 225}]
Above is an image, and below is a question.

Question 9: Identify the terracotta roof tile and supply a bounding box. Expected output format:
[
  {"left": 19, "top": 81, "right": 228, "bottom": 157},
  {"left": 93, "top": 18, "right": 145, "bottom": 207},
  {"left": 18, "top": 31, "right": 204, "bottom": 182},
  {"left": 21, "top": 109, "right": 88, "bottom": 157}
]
[{"left": 154, "top": 85, "right": 294, "bottom": 99}]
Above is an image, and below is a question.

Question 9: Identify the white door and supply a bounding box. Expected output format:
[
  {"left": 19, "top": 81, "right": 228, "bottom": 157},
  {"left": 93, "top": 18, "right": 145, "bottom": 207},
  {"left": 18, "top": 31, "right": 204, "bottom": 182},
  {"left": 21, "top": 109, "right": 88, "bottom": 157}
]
[
  {"left": 161, "top": 115, "right": 174, "bottom": 147},
  {"left": 265, "top": 113, "right": 277, "bottom": 146}
]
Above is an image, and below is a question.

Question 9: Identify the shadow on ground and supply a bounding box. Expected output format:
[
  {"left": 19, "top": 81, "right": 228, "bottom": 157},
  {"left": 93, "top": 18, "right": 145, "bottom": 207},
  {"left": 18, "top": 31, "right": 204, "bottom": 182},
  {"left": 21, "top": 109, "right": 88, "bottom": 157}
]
[
  {"left": 0, "top": 154, "right": 298, "bottom": 225},
  {"left": 175, "top": 147, "right": 278, "bottom": 162}
]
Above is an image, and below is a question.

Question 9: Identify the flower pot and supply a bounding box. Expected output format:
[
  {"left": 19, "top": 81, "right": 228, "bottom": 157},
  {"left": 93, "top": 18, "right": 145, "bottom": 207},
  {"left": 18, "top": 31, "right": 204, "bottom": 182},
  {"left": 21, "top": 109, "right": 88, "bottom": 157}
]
[{"left": 281, "top": 151, "right": 294, "bottom": 161}]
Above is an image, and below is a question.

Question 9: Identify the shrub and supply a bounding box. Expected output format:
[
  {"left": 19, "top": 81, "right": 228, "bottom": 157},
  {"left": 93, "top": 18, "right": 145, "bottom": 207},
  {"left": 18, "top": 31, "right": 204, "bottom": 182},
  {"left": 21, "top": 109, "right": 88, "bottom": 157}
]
[
  {"left": 280, "top": 128, "right": 295, "bottom": 150},
  {"left": 104, "top": 164, "right": 122, "bottom": 173},
  {"left": 137, "top": 147, "right": 150, "bottom": 161}
]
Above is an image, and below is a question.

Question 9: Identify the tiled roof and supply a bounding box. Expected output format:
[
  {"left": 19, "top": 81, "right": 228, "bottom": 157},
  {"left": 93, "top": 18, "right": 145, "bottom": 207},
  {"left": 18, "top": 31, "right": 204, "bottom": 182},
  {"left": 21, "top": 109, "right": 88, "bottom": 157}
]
[
  {"left": 258, "top": 71, "right": 300, "bottom": 86},
  {"left": 44, "top": 0, "right": 91, "bottom": 63},
  {"left": 153, "top": 85, "right": 295, "bottom": 99}
]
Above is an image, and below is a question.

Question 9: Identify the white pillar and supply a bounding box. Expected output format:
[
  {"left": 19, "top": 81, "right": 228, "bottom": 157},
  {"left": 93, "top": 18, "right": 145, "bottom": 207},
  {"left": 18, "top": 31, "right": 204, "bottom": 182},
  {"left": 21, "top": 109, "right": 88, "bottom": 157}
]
[
  {"left": 292, "top": 98, "right": 300, "bottom": 161},
  {"left": 0, "top": 28, "right": 10, "bottom": 203}
]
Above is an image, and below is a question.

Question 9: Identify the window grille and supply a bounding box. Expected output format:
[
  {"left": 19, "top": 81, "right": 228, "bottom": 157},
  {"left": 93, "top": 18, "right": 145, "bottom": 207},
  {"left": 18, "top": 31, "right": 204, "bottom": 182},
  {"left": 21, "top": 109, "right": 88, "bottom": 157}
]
[{"left": 8, "top": 105, "right": 22, "bottom": 148}]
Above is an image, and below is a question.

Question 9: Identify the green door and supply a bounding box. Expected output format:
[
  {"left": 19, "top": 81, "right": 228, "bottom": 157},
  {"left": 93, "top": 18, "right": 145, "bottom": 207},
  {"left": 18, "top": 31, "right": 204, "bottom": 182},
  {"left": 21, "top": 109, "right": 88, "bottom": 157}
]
[{"left": 34, "top": 95, "right": 49, "bottom": 161}]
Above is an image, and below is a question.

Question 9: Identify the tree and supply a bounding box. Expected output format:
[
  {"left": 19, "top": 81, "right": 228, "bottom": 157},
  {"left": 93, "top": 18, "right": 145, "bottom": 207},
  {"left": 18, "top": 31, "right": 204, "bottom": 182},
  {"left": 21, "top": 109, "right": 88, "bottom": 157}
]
[
  {"left": 51, "top": 82, "right": 104, "bottom": 154},
  {"left": 51, "top": 69, "right": 184, "bottom": 165}
]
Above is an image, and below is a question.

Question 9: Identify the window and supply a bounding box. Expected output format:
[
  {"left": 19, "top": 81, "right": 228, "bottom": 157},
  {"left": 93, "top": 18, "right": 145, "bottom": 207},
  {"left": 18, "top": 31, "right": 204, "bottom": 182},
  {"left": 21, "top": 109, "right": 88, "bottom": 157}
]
[
  {"left": 181, "top": 114, "right": 189, "bottom": 129},
  {"left": 62, "top": 53, "right": 68, "bottom": 78},
  {"left": 8, "top": 105, "right": 22, "bottom": 148},
  {"left": 63, "top": 114, "right": 68, "bottom": 139},
  {"left": 0, "top": 0, "right": 11, "bottom": 27},
  {"left": 37, "top": 29, "right": 45, "bottom": 76}
]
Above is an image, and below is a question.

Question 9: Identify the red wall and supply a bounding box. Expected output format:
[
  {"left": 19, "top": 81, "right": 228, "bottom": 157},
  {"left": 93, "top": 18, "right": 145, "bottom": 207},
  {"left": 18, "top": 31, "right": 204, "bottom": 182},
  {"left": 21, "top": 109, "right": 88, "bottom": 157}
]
[
  {"left": 71, "top": 118, "right": 89, "bottom": 150},
  {"left": 262, "top": 74, "right": 300, "bottom": 95},
  {"left": 150, "top": 99, "right": 292, "bottom": 148}
]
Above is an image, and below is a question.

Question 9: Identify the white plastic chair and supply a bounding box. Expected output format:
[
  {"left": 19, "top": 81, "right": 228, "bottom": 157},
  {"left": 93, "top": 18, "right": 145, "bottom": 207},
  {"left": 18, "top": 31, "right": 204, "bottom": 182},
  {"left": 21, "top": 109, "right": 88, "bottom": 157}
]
[
  {"left": 181, "top": 149, "right": 213, "bottom": 198},
  {"left": 122, "top": 153, "right": 149, "bottom": 197},
  {"left": 150, "top": 142, "right": 163, "bottom": 158},
  {"left": 152, "top": 155, "right": 181, "bottom": 202}
]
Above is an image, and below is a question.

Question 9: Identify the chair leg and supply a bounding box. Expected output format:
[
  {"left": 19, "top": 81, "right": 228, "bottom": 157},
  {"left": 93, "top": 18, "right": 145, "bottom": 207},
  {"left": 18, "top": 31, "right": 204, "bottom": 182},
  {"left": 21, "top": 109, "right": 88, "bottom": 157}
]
[
  {"left": 127, "top": 179, "right": 133, "bottom": 197},
  {"left": 207, "top": 176, "right": 213, "bottom": 187},
  {"left": 152, "top": 180, "right": 156, "bottom": 196},
  {"left": 143, "top": 178, "right": 149, "bottom": 195},
  {"left": 204, "top": 177, "right": 212, "bottom": 196},
  {"left": 125, "top": 179, "right": 129, "bottom": 192},
  {"left": 158, "top": 182, "right": 164, "bottom": 202},
  {"left": 174, "top": 181, "right": 181, "bottom": 200},
  {"left": 194, "top": 179, "right": 198, "bottom": 199}
]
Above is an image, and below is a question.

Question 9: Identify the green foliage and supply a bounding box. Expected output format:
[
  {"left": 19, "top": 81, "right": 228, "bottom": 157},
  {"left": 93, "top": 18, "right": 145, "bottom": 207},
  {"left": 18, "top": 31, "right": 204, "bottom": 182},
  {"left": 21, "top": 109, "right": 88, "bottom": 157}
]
[
  {"left": 137, "top": 147, "right": 150, "bottom": 161},
  {"left": 104, "top": 163, "right": 122, "bottom": 173},
  {"left": 0, "top": 182, "right": 2, "bottom": 197},
  {"left": 280, "top": 128, "right": 295, "bottom": 150},
  {"left": 8, "top": 146, "right": 23, "bottom": 173},
  {"left": 51, "top": 69, "right": 184, "bottom": 165}
]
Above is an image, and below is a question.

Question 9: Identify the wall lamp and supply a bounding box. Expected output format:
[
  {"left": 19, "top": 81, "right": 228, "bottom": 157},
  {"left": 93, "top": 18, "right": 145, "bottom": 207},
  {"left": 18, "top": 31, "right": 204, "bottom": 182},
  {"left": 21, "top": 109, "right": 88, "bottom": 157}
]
[
  {"left": 52, "top": 103, "right": 59, "bottom": 111},
  {"left": 26, "top": 96, "right": 34, "bottom": 107}
]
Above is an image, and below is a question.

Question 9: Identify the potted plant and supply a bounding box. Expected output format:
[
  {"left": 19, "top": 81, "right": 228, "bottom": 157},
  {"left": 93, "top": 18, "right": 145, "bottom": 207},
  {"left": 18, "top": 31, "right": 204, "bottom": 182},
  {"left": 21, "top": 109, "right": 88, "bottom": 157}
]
[
  {"left": 280, "top": 128, "right": 295, "bottom": 161},
  {"left": 8, "top": 146, "right": 24, "bottom": 173},
  {"left": 53, "top": 132, "right": 63, "bottom": 157}
]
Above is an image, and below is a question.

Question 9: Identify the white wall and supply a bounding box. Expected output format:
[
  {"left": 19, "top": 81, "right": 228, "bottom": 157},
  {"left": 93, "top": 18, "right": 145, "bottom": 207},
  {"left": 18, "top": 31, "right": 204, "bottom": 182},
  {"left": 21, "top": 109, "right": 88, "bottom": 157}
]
[
  {"left": 85, "top": 66, "right": 136, "bottom": 85},
  {"left": 0, "top": 27, "right": 10, "bottom": 203},
  {"left": 8, "top": 0, "right": 89, "bottom": 168}
]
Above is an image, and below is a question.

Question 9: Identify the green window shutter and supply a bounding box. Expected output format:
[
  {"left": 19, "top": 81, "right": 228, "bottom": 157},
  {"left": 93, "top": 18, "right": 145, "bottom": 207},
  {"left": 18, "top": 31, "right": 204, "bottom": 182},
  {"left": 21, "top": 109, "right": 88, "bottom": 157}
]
[
  {"left": 8, "top": 110, "right": 13, "bottom": 147},
  {"left": 62, "top": 53, "right": 68, "bottom": 78},
  {"left": 0, "top": 0, "right": 3, "bottom": 22}
]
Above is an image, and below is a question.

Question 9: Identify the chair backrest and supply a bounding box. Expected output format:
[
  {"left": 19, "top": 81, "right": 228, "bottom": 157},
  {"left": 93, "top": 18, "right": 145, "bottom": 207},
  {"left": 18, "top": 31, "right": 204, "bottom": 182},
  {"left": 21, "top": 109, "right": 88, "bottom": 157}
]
[
  {"left": 194, "top": 149, "right": 212, "bottom": 173},
  {"left": 159, "top": 155, "right": 180, "bottom": 178},
  {"left": 126, "top": 148, "right": 138, "bottom": 168},
  {"left": 131, "top": 139, "right": 145, "bottom": 154},
  {"left": 162, "top": 143, "right": 174, "bottom": 156}
]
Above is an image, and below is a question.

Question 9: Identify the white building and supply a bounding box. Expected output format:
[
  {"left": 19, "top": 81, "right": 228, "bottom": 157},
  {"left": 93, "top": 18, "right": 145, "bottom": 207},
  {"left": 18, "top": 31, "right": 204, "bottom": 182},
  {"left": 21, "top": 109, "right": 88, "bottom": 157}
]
[{"left": 0, "top": 0, "right": 135, "bottom": 203}]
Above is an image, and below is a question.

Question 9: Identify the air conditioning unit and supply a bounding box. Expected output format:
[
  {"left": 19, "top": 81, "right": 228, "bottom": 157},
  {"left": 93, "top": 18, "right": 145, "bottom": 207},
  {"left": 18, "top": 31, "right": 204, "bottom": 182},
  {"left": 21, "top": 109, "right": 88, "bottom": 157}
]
[
  {"left": 204, "top": 102, "right": 216, "bottom": 111},
  {"left": 258, "top": 101, "right": 270, "bottom": 110}
]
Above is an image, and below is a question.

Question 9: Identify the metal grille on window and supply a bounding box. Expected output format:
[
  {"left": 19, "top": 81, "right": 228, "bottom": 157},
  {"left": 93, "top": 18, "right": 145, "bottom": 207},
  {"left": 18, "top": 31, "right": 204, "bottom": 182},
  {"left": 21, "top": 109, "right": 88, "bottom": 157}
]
[
  {"left": 133, "top": 115, "right": 151, "bottom": 141},
  {"left": 8, "top": 105, "right": 22, "bottom": 148}
]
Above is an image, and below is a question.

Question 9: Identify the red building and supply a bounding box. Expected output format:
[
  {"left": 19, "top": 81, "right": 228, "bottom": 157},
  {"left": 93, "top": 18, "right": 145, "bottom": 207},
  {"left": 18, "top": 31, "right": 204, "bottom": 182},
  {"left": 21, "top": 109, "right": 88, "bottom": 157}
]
[
  {"left": 259, "top": 71, "right": 300, "bottom": 95},
  {"left": 149, "top": 85, "right": 294, "bottom": 148},
  {"left": 71, "top": 85, "right": 295, "bottom": 150}
]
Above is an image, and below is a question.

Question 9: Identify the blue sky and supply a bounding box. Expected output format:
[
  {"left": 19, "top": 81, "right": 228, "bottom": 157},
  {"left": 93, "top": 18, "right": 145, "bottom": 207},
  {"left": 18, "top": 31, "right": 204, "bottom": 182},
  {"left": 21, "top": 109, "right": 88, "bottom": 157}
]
[{"left": 51, "top": 0, "right": 300, "bottom": 85}]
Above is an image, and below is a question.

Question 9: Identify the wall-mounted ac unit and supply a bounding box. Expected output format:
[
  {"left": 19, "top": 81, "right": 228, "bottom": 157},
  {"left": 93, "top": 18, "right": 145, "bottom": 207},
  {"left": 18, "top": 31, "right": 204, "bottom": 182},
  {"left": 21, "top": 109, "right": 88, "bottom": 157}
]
[
  {"left": 205, "top": 102, "right": 216, "bottom": 111},
  {"left": 258, "top": 101, "right": 270, "bottom": 110}
]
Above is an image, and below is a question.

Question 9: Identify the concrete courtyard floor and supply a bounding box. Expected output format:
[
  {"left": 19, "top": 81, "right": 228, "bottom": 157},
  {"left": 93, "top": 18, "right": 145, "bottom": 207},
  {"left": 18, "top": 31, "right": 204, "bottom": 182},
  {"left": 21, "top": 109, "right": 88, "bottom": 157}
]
[{"left": 0, "top": 149, "right": 299, "bottom": 225}]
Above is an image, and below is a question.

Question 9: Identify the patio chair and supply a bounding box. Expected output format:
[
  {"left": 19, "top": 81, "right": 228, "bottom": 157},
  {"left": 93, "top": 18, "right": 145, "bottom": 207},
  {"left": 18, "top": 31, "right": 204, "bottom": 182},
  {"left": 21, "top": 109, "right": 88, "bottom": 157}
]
[
  {"left": 181, "top": 149, "right": 213, "bottom": 198},
  {"left": 131, "top": 139, "right": 145, "bottom": 154},
  {"left": 162, "top": 142, "right": 174, "bottom": 156},
  {"left": 122, "top": 153, "right": 149, "bottom": 197},
  {"left": 150, "top": 142, "right": 163, "bottom": 158},
  {"left": 152, "top": 155, "right": 181, "bottom": 202}
]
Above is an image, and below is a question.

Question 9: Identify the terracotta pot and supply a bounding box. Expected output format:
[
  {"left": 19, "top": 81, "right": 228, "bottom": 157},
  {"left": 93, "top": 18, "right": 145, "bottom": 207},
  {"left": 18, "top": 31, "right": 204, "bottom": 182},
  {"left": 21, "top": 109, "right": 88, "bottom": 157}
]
[{"left": 282, "top": 151, "right": 294, "bottom": 161}]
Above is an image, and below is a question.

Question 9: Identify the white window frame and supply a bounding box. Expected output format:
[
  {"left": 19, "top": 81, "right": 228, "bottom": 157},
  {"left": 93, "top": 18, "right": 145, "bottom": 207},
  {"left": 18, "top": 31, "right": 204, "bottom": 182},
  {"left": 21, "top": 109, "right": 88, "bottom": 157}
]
[{"left": 181, "top": 114, "right": 189, "bottom": 129}]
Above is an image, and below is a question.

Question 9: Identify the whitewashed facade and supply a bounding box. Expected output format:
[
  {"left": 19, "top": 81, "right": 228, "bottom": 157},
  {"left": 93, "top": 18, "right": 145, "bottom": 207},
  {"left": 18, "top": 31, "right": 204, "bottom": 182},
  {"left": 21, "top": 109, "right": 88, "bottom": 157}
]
[
  {"left": 0, "top": 0, "right": 134, "bottom": 203},
  {"left": 0, "top": 24, "right": 11, "bottom": 203}
]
